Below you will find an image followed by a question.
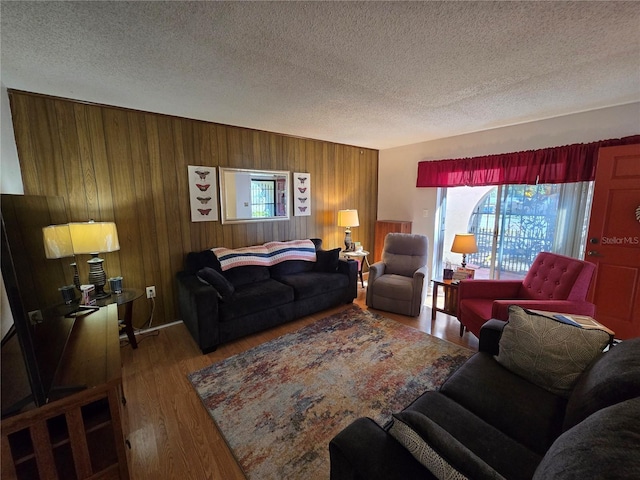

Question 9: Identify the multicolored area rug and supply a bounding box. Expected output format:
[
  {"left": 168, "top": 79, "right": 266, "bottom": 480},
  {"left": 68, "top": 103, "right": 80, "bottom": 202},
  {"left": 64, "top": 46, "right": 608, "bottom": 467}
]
[{"left": 188, "top": 305, "right": 473, "bottom": 480}]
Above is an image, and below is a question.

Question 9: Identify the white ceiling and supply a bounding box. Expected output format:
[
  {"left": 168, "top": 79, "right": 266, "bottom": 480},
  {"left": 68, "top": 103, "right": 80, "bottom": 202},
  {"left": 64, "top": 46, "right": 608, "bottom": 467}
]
[{"left": 1, "top": 1, "right": 639, "bottom": 150}]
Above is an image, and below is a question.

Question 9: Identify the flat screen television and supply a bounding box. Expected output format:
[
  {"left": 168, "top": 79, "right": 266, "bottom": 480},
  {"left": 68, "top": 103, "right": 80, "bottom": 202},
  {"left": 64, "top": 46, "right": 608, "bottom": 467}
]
[{"left": 1, "top": 194, "right": 77, "bottom": 417}]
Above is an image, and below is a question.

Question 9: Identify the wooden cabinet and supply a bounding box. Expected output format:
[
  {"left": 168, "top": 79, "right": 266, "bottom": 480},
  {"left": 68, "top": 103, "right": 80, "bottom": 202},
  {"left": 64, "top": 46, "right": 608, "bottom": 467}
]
[
  {"left": 374, "top": 220, "right": 412, "bottom": 263},
  {"left": 1, "top": 304, "right": 129, "bottom": 480}
]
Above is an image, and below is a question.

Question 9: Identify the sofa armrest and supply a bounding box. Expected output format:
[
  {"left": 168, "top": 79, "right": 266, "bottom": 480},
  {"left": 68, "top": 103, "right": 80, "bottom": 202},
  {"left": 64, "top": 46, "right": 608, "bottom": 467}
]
[
  {"left": 390, "top": 411, "right": 508, "bottom": 480},
  {"left": 458, "top": 280, "right": 523, "bottom": 301},
  {"left": 478, "top": 319, "right": 507, "bottom": 355},
  {"left": 329, "top": 417, "right": 431, "bottom": 480},
  {"left": 491, "top": 300, "right": 596, "bottom": 321},
  {"left": 176, "top": 271, "right": 221, "bottom": 353},
  {"left": 413, "top": 265, "right": 427, "bottom": 282},
  {"left": 338, "top": 258, "right": 359, "bottom": 302}
]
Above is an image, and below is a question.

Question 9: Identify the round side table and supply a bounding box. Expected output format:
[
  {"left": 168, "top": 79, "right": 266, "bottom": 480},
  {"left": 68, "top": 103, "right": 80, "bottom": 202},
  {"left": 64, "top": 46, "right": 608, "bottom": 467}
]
[
  {"left": 342, "top": 250, "right": 370, "bottom": 288},
  {"left": 95, "top": 288, "right": 144, "bottom": 348}
]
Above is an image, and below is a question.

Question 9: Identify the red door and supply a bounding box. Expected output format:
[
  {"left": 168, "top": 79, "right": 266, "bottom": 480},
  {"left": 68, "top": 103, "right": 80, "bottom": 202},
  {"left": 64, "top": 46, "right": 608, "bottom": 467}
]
[{"left": 585, "top": 144, "right": 640, "bottom": 339}]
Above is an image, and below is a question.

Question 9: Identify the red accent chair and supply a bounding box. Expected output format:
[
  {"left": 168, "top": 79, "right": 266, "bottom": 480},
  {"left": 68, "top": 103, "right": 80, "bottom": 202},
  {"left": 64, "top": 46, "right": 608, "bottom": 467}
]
[{"left": 457, "top": 252, "right": 596, "bottom": 338}]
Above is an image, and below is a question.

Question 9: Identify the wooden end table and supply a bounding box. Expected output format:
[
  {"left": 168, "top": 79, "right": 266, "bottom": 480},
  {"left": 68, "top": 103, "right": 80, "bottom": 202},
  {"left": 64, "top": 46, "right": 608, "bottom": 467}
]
[
  {"left": 95, "top": 288, "right": 144, "bottom": 349},
  {"left": 431, "top": 279, "right": 463, "bottom": 334}
]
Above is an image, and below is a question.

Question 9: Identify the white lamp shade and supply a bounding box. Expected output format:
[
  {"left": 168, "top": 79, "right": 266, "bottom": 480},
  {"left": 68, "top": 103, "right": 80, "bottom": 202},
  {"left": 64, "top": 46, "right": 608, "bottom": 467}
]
[
  {"left": 42, "top": 224, "right": 74, "bottom": 259},
  {"left": 69, "top": 221, "right": 120, "bottom": 254},
  {"left": 451, "top": 233, "right": 478, "bottom": 254},
  {"left": 337, "top": 209, "right": 360, "bottom": 228}
]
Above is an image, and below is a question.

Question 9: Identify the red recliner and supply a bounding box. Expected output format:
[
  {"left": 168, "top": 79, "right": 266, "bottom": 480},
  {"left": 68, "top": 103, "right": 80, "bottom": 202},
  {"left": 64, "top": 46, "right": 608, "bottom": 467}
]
[{"left": 457, "top": 252, "right": 596, "bottom": 338}]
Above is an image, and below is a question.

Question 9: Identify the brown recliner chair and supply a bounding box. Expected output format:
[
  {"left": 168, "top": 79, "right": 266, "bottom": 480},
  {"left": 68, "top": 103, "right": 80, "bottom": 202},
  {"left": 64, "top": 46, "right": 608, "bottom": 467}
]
[{"left": 366, "top": 233, "right": 429, "bottom": 316}]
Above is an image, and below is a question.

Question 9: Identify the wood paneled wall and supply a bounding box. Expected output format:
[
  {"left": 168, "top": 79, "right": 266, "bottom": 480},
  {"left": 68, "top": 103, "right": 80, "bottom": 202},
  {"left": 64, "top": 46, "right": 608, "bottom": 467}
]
[{"left": 9, "top": 91, "right": 379, "bottom": 328}]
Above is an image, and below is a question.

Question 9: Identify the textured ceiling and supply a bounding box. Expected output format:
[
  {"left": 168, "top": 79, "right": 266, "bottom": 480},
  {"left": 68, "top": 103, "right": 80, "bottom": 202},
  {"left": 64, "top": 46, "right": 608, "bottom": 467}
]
[{"left": 1, "top": 1, "right": 639, "bottom": 149}]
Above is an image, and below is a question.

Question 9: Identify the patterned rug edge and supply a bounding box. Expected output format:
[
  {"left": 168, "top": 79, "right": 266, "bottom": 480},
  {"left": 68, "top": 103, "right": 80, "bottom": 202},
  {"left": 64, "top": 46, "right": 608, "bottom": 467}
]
[{"left": 188, "top": 304, "right": 474, "bottom": 480}]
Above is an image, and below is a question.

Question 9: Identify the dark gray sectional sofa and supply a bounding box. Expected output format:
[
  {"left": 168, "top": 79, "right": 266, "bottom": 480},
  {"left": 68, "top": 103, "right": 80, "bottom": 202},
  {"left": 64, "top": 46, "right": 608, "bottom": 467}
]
[
  {"left": 330, "top": 318, "right": 640, "bottom": 480},
  {"left": 176, "top": 239, "right": 358, "bottom": 353}
]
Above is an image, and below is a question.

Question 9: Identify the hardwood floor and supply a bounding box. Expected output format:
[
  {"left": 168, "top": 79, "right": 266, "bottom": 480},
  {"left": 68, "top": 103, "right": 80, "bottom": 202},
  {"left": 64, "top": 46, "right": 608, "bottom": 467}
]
[{"left": 120, "top": 285, "right": 478, "bottom": 479}]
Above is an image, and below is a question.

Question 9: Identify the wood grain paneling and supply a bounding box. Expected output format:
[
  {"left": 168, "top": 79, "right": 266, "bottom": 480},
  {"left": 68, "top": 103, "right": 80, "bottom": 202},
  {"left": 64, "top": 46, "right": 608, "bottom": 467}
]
[{"left": 9, "top": 91, "right": 379, "bottom": 328}]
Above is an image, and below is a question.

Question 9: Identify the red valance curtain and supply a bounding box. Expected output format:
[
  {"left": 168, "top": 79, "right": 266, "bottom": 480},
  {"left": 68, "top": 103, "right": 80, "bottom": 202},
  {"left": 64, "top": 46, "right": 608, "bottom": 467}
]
[{"left": 416, "top": 135, "right": 640, "bottom": 187}]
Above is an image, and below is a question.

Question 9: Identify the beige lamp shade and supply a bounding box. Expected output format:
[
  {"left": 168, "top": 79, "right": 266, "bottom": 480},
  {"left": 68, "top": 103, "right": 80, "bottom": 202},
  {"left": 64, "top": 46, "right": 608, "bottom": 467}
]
[
  {"left": 69, "top": 221, "right": 120, "bottom": 254},
  {"left": 337, "top": 209, "right": 360, "bottom": 228},
  {"left": 451, "top": 233, "right": 478, "bottom": 254},
  {"left": 43, "top": 224, "right": 74, "bottom": 259}
]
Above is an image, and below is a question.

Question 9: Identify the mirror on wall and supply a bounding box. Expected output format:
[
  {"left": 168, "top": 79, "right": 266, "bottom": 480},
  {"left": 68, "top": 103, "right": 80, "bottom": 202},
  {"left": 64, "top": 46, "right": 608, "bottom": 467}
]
[{"left": 219, "top": 168, "right": 290, "bottom": 224}]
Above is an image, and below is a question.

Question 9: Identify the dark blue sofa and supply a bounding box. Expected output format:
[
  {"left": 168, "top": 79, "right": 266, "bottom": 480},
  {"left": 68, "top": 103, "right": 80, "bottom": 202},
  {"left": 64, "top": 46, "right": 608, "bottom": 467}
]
[
  {"left": 330, "top": 322, "right": 640, "bottom": 480},
  {"left": 176, "top": 239, "right": 357, "bottom": 353}
]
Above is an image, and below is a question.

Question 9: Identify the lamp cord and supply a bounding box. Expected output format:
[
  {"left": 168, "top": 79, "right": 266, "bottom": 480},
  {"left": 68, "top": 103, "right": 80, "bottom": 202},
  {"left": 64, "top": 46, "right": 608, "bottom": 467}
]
[
  {"left": 147, "top": 296, "right": 155, "bottom": 329},
  {"left": 119, "top": 297, "right": 157, "bottom": 348}
]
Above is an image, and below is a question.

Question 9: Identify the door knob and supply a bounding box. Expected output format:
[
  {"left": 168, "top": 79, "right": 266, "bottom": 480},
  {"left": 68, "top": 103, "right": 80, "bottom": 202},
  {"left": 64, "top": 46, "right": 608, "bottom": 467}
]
[{"left": 588, "top": 250, "right": 603, "bottom": 257}]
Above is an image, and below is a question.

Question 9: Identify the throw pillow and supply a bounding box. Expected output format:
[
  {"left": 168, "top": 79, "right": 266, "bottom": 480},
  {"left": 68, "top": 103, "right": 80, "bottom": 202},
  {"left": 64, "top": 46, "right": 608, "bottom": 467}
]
[
  {"left": 185, "top": 249, "right": 221, "bottom": 273},
  {"left": 496, "top": 306, "right": 610, "bottom": 397},
  {"left": 313, "top": 248, "right": 341, "bottom": 273},
  {"left": 388, "top": 411, "right": 505, "bottom": 480},
  {"left": 310, "top": 238, "right": 323, "bottom": 250},
  {"left": 196, "top": 267, "right": 235, "bottom": 300}
]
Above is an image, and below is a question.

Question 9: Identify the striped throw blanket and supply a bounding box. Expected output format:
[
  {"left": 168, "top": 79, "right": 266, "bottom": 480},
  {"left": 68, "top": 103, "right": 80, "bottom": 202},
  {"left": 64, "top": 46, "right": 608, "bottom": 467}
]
[{"left": 212, "top": 239, "right": 317, "bottom": 271}]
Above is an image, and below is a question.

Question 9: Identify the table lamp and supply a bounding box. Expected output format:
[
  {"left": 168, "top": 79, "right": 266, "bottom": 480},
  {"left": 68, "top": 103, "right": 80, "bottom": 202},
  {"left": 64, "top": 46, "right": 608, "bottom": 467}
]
[
  {"left": 451, "top": 233, "right": 478, "bottom": 269},
  {"left": 69, "top": 221, "right": 120, "bottom": 299},
  {"left": 43, "top": 223, "right": 80, "bottom": 291},
  {"left": 337, "top": 209, "right": 359, "bottom": 251}
]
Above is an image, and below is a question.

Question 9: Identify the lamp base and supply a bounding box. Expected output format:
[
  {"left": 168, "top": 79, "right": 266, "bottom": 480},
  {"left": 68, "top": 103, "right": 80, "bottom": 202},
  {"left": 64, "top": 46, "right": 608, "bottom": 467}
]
[
  {"left": 344, "top": 228, "right": 354, "bottom": 251},
  {"left": 87, "top": 255, "right": 110, "bottom": 299},
  {"left": 92, "top": 285, "right": 111, "bottom": 300},
  {"left": 71, "top": 262, "right": 81, "bottom": 291}
]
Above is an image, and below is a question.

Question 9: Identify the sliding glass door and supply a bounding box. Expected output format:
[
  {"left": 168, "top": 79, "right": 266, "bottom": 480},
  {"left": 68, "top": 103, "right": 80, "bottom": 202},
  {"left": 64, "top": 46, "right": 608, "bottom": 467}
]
[{"left": 435, "top": 182, "right": 593, "bottom": 279}]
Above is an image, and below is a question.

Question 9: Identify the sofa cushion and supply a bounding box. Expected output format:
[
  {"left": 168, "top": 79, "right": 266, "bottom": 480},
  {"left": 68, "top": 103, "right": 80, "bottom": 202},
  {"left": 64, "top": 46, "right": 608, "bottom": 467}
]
[
  {"left": 185, "top": 249, "right": 221, "bottom": 273},
  {"left": 495, "top": 306, "right": 610, "bottom": 397},
  {"left": 196, "top": 267, "right": 235, "bottom": 300},
  {"left": 313, "top": 248, "right": 341, "bottom": 273},
  {"left": 275, "top": 271, "right": 349, "bottom": 300},
  {"left": 270, "top": 259, "right": 315, "bottom": 276},
  {"left": 389, "top": 411, "right": 505, "bottom": 480},
  {"left": 563, "top": 337, "right": 640, "bottom": 430},
  {"left": 218, "top": 279, "right": 294, "bottom": 321},
  {"left": 533, "top": 397, "right": 640, "bottom": 480},
  {"left": 222, "top": 265, "right": 271, "bottom": 288},
  {"left": 439, "top": 352, "right": 567, "bottom": 455},
  {"left": 403, "top": 393, "right": 542, "bottom": 480}
]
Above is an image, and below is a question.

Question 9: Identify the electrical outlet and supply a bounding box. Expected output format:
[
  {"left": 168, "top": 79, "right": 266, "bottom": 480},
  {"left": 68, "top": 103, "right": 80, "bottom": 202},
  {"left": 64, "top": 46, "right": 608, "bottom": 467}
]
[
  {"left": 28, "top": 310, "right": 43, "bottom": 325},
  {"left": 146, "top": 286, "right": 156, "bottom": 299}
]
